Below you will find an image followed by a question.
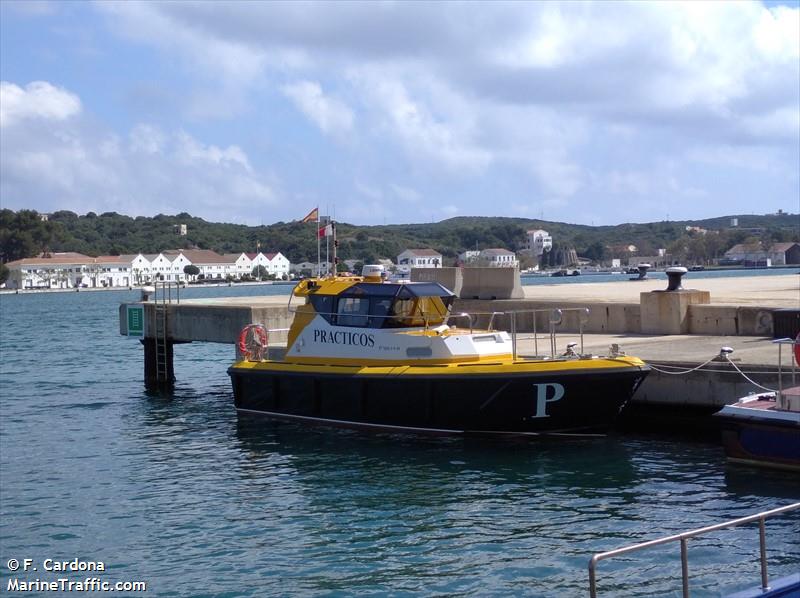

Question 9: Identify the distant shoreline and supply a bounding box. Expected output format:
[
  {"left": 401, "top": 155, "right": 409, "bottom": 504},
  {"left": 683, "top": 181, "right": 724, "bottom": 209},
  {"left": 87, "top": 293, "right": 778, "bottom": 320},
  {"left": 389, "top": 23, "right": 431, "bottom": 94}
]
[{"left": 0, "top": 280, "right": 296, "bottom": 296}]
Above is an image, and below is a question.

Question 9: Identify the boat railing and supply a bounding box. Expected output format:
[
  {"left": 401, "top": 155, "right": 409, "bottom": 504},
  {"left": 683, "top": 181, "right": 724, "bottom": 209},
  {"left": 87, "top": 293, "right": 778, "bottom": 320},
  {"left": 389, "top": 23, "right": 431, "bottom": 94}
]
[
  {"left": 775, "top": 337, "right": 799, "bottom": 404},
  {"left": 270, "top": 304, "right": 595, "bottom": 359},
  {"left": 260, "top": 327, "right": 291, "bottom": 347},
  {"left": 588, "top": 501, "right": 800, "bottom": 598},
  {"left": 455, "top": 307, "right": 591, "bottom": 359}
]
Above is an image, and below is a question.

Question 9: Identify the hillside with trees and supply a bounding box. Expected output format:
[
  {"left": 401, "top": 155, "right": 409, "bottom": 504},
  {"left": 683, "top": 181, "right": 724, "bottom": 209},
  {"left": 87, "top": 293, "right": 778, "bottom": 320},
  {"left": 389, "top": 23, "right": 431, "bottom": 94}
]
[{"left": 1, "top": 208, "right": 797, "bottom": 269}]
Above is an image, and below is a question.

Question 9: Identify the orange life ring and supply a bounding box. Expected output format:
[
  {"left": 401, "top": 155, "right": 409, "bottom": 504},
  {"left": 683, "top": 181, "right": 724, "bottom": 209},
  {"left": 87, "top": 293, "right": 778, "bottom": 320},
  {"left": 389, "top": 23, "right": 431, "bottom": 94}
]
[
  {"left": 238, "top": 324, "right": 268, "bottom": 360},
  {"left": 794, "top": 331, "right": 800, "bottom": 367}
]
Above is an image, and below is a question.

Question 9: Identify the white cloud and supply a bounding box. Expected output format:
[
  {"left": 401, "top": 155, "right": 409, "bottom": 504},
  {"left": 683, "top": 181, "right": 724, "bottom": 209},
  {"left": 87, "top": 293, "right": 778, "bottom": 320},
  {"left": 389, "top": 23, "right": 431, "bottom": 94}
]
[
  {"left": 281, "top": 80, "right": 354, "bottom": 136},
  {"left": 174, "top": 131, "right": 252, "bottom": 172},
  {"left": 129, "top": 124, "right": 166, "bottom": 155},
  {"left": 4, "top": 1, "right": 798, "bottom": 224},
  {"left": 390, "top": 183, "right": 421, "bottom": 203},
  {"left": 96, "top": 2, "right": 268, "bottom": 121},
  {"left": 353, "top": 70, "right": 492, "bottom": 174},
  {"left": 93, "top": 2, "right": 799, "bottom": 168},
  {"left": 0, "top": 81, "right": 81, "bottom": 128},
  {"left": 0, "top": 82, "right": 277, "bottom": 223},
  {"left": 441, "top": 204, "right": 459, "bottom": 217},
  {"left": 354, "top": 180, "right": 382, "bottom": 200}
]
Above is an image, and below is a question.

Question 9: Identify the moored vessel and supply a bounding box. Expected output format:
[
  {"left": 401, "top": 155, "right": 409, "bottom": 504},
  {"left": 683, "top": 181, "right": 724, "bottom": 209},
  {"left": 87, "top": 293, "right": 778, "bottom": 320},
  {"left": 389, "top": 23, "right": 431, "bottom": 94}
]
[
  {"left": 228, "top": 265, "right": 650, "bottom": 436},
  {"left": 714, "top": 337, "right": 800, "bottom": 471}
]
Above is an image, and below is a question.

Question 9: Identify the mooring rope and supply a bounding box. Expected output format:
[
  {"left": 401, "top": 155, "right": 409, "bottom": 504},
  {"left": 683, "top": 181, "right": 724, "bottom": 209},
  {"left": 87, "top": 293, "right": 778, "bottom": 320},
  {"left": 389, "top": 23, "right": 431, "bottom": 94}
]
[
  {"left": 723, "top": 355, "right": 777, "bottom": 392},
  {"left": 646, "top": 356, "right": 719, "bottom": 375},
  {"left": 645, "top": 352, "right": 779, "bottom": 393}
]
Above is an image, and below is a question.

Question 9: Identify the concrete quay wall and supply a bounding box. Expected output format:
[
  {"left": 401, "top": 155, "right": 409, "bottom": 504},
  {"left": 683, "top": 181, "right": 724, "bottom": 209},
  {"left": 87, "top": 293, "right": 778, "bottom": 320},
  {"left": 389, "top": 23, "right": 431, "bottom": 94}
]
[
  {"left": 452, "top": 299, "right": 775, "bottom": 336},
  {"left": 120, "top": 299, "right": 776, "bottom": 343},
  {"left": 412, "top": 267, "right": 524, "bottom": 300},
  {"left": 635, "top": 361, "right": 781, "bottom": 410},
  {"left": 119, "top": 302, "right": 292, "bottom": 344}
]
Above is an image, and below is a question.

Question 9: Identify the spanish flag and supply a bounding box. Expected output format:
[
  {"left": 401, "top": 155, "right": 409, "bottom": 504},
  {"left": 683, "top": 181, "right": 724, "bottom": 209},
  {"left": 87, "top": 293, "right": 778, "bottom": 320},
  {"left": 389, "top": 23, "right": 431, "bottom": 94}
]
[{"left": 301, "top": 207, "right": 319, "bottom": 223}]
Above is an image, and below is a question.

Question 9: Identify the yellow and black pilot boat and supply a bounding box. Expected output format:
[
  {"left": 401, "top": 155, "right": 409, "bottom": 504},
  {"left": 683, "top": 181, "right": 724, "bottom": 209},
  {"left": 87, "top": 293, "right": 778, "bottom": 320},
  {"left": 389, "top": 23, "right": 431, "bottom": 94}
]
[{"left": 228, "top": 266, "right": 650, "bottom": 436}]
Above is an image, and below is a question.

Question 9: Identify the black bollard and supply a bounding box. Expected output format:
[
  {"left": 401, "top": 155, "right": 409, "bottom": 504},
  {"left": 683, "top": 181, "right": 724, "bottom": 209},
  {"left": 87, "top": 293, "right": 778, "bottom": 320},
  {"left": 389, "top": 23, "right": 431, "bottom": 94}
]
[
  {"left": 629, "top": 263, "right": 651, "bottom": 281},
  {"left": 664, "top": 266, "right": 688, "bottom": 291}
]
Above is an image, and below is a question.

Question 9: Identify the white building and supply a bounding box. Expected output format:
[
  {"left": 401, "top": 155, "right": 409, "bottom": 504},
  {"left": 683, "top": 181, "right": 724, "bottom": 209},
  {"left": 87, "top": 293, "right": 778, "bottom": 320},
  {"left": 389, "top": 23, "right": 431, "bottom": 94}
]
[
  {"left": 525, "top": 229, "right": 553, "bottom": 256},
  {"left": 724, "top": 244, "right": 766, "bottom": 264},
  {"left": 397, "top": 249, "right": 443, "bottom": 270},
  {"left": 769, "top": 242, "right": 800, "bottom": 266},
  {"left": 263, "top": 252, "right": 291, "bottom": 279},
  {"left": 5, "top": 247, "right": 294, "bottom": 288},
  {"left": 479, "top": 248, "right": 518, "bottom": 267},
  {"left": 291, "top": 261, "right": 333, "bottom": 276},
  {"left": 225, "top": 253, "right": 253, "bottom": 279},
  {"left": 90, "top": 255, "right": 136, "bottom": 287},
  {"left": 146, "top": 253, "right": 176, "bottom": 281},
  {"left": 5, "top": 252, "right": 94, "bottom": 289},
  {"left": 130, "top": 254, "right": 152, "bottom": 284},
  {"left": 247, "top": 252, "right": 271, "bottom": 277},
  {"left": 457, "top": 250, "right": 481, "bottom": 264},
  {"left": 167, "top": 249, "right": 233, "bottom": 280}
]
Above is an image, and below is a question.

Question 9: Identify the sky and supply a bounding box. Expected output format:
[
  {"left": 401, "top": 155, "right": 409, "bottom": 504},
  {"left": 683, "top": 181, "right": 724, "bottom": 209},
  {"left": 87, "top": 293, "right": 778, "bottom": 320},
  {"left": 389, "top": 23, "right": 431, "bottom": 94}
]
[{"left": 1, "top": 1, "right": 798, "bottom": 227}]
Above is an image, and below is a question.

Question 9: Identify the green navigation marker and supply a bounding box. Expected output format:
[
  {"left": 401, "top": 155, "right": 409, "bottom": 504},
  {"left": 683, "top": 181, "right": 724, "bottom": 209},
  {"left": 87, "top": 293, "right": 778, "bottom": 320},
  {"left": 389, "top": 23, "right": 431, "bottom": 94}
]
[{"left": 127, "top": 305, "right": 145, "bottom": 337}]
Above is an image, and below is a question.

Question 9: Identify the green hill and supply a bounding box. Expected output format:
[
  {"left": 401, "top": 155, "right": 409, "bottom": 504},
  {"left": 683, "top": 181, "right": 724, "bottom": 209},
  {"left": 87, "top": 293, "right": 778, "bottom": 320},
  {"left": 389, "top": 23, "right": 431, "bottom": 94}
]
[{"left": 1, "top": 208, "right": 797, "bottom": 267}]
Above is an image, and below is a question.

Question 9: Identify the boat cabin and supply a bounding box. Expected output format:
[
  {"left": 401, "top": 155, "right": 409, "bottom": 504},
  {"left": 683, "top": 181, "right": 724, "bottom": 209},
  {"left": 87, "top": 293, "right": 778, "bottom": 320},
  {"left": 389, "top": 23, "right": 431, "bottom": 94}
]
[{"left": 295, "top": 279, "right": 456, "bottom": 330}]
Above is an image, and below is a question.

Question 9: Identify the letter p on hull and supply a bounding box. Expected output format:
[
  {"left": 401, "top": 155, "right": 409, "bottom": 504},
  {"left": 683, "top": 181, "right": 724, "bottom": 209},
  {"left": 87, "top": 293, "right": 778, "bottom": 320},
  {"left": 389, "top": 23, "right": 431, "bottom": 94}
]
[{"left": 533, "top": 383, "right": 565, "bottom": 418}]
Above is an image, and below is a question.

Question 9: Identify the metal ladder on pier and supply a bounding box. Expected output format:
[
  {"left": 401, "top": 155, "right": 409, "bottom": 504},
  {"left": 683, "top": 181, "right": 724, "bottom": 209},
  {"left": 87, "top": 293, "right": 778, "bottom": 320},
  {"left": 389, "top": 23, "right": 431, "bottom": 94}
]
[{"left": 153, "top": 281, "right": 181, "bottom": 383}]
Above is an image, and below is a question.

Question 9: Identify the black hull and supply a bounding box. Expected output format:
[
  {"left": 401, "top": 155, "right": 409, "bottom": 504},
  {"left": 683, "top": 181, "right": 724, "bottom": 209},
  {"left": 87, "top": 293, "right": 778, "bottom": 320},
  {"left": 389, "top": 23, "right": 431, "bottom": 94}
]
[{"left": 228, "top": 366, "right": 648, "bottom": 436}]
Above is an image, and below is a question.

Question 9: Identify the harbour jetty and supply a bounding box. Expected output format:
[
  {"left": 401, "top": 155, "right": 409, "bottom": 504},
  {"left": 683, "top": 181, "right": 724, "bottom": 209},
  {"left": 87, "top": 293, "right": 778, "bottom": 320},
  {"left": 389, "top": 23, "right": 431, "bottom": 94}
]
[{"left": 119, "top": 270, "right": 800, "bottom": 424}]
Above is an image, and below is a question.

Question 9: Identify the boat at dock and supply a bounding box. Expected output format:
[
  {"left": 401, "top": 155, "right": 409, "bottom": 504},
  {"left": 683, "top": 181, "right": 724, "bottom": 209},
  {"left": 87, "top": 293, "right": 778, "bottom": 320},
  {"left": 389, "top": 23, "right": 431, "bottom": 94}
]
[
  {"left": 714, "top": 337, "right": 800, "bottom": 471},
  {"left": 551, "top": 268, "right": 581, "bottom": 277},
  {"left": 227, "top": 265, "right": 650, "bottom": 436}
]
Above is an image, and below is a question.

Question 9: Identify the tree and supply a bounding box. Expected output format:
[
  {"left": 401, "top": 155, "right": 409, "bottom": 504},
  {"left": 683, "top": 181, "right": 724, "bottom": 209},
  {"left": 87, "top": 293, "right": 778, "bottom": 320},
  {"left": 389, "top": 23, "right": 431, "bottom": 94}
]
[
  {"left": 183, "top": 264, "right": 200, "bottom": 276},
  {"left": 667, "top": 237, "right": 690, "bottom": 263},
  {"left": 252, "top": 265, "right": 268, "bottom": 279},
  {"left": 583, "top": 241, "right": 608, "bottom": 264},
  {"left": 687, "top": 236, "right": 709, "bottom": 264},
  {"left": 0, "top": 262, "right": 8, "bottom": 285}
]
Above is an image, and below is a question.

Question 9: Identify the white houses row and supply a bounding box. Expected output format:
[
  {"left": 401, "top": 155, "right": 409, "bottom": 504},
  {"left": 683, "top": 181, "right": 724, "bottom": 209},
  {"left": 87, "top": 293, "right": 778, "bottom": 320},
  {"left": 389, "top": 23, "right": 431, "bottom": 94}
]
[
  {"left": 457, "top": 248, "right": 519, "bottom": 267},
  {"left": 5, "top": 250, "right": 290, "bottom": 289}
]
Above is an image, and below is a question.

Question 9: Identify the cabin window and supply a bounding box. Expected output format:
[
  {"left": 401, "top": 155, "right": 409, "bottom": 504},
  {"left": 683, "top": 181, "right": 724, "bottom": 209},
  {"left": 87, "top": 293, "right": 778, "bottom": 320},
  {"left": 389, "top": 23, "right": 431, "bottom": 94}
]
[
  {"left": 387, "top": 296, "right": 449, "bottom": 328},
  {"left": 369, "top": 297, "right": 393, "bottom": 328},
  {"left": 309, "top": 295, "right": 335, "bottom": 324},
  {"left": 336, "top": 297, "right": 370, "bottom": 327}
]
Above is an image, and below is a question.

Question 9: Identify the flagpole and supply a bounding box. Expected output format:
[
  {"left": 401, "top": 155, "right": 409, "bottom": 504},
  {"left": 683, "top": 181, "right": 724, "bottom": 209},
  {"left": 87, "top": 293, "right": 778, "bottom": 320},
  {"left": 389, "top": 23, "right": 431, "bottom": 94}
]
[
  {"left": 316, "top": 206, "right": 321, "bottom": 278},
  {"left": 325, "top": 218, "right": 330, "bottom": 276}
]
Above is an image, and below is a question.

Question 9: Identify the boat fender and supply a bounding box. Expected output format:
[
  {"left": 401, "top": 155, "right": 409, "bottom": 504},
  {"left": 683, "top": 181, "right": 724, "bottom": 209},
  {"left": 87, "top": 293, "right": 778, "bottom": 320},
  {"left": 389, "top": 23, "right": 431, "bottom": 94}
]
[{"left": 238, "top": 324, "right": 268, "bottom": 361}]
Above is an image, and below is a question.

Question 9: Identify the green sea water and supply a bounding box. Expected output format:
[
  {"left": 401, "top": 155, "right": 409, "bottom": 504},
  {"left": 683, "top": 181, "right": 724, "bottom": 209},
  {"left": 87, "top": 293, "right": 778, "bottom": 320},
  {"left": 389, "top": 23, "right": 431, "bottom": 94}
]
[{"left": 0, "top": 281, "right": 797, "bottom": 597}]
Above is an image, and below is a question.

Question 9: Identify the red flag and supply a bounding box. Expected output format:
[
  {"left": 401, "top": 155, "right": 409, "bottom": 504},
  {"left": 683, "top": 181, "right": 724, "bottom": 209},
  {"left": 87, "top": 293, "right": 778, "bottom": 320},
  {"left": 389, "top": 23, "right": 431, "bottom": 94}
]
[
  {"left": 318, "top": 223, "right": 333, "bottom": 238},
  {"left": 301, "top": 207, "right": 319, "bottom": 223}
]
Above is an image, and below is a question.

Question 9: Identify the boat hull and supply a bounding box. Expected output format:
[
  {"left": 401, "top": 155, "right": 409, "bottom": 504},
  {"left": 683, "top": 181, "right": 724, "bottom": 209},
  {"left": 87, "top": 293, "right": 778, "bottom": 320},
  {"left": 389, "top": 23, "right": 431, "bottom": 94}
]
[
  {"left": 228, "top": 360, "right": 649, "bottom": 436},
  {"left": 717, "top": 417, "right": 800, "bottom": 472}
]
